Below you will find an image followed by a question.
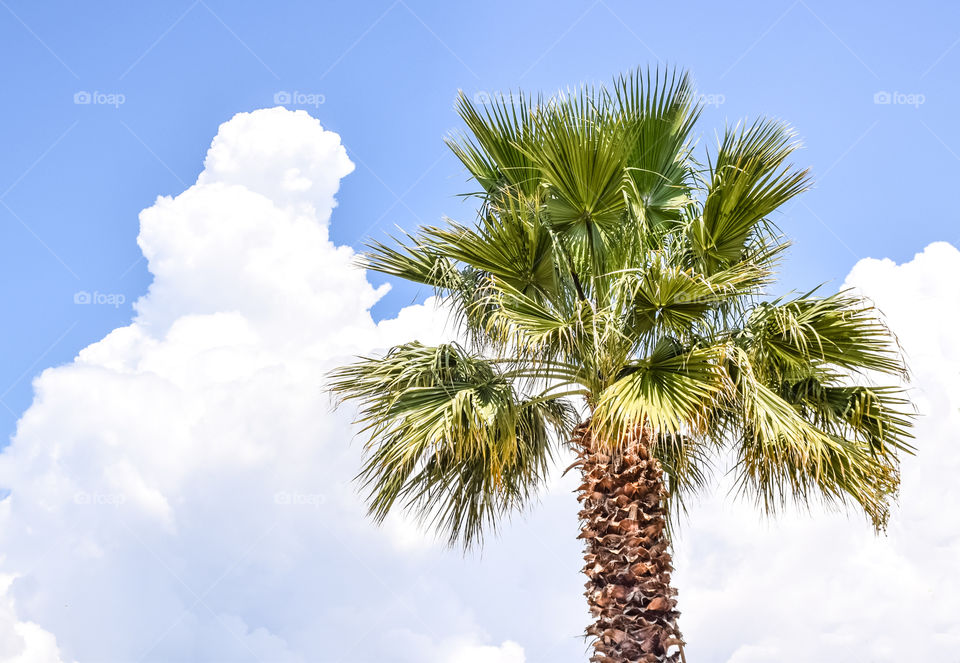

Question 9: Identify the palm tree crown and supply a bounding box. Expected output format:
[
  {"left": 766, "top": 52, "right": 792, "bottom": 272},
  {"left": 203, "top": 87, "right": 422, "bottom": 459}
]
[{"left": 330, "top": 68, "right": 914, "bottom": 549}]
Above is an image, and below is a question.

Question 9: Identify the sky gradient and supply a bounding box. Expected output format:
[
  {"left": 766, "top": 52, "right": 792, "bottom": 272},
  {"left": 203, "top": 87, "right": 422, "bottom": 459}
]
[
  {"left": 1, "top": 4, "right": 959, "bottom": 661},
  {"left": 2, "top": 0, "right": 959, "bottom": 442}
]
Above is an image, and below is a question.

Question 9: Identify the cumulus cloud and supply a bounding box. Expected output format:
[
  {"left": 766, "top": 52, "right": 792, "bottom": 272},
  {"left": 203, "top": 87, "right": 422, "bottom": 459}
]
[
  {"left": 0, "top": 577, "right": 64, "bottom": 663},
  {"left": 0, "top": 106, "right": 956, "bottom": 663},
  {"left": 674, "top": 241, "right": 960, "bottom": 662},
  {"left": 446, "top": 639, "right": 525, "bottom": 663},
  {"left": 0, "top": 108, "right": 562, "bottom": 662}
]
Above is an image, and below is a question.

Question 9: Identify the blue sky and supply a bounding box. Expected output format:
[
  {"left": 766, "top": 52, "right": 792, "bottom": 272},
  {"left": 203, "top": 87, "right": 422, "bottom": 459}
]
[
  {"left": 1, "top": 4, "right": 959, "bottom": 661},
  {"left": 1, "top": 0, "right": 958, "bottom": 444}
]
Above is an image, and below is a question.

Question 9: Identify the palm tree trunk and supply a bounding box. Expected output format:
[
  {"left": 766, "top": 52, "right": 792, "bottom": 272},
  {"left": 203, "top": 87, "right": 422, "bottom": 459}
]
[{"left": 575, "top": 421, "right": 684, "bottom": 662}]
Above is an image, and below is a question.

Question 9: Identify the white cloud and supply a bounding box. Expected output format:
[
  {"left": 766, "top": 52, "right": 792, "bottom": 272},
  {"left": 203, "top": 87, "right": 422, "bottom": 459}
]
[
  {"left": 674, "top": 241, "right": 960, "bottom": 662},
  {"left": 0, "top": 576, "right": 64, "bottom": 663},
  {"left": 446, "top": 639, "right": 525, "bottom": 663},
  {"left": 0, "top": 107, "right": 552, "bottom": 662},
  {"left": 381, "top": 631, "right": 527, "bottom": 663},
  {"left": 0, "top": 106, "right": 956, "bottom": 662}
]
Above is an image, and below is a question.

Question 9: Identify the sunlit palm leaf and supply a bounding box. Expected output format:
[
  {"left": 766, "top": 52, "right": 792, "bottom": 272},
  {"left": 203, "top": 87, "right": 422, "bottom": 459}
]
[
  {"left": 522, "top": 90, "right": 629, "bottom": 280},
  {"left": 612, "top": 67, "right": 700, "bottom": 228},
  {"left": 424, "top": 197, "right": 559, "bottom": 299},
  {"left": 727, "top": 349, "right": 907, "bottom": 529},
  {"left": 334, "top": 66, "right": 915, "bottom": 547},
  {"left": 593, "top": 341, "right": 729, "bottom": 442},
  {"left": 744, "top": 291, "right": 907, "bottom": 379},
  {"left": 447, "top": 91, "right": 542, "bottom": 197},
  {"left": 692, "top": 119, "right": 811, "bottom": 272},
  {"left": 618, "top": 257, "right": 770, "bottom": 340},
  {"left": 329, "top": 343, "right": 577, "bottom": 546}
]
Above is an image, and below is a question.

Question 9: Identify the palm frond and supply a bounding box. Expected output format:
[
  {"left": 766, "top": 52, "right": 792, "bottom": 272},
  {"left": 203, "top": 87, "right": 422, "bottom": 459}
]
[
  {"left": 424, "top": 196, "right": 559, "bottom": 299},
  {"left": 612, "top": 67, "right": 700, "bottom": 228},
  {"left": 593, "top": 340, "right": 729, "bottom": 442},
  {"left": 618, "top": 256, "right": 771, "bottom": 342},
  {"left": 335, "top": 66, "right": 915, "bottom": 547},
  {"left": 329, "top": 342, "right": 577, "bottom": 546},
  {"left": 779, "top": 378, "right": 915, "bottom": 457},
  {"left": 361, "top": 230, "right": 459, "bottom": 287},
  {"left": 652, "top": 431, "right": 714, "bottom": 531},
  {"left": 743, "top": 291, "right": 908, "bottom": 380},
  {"left": 486, "top": 280, "right": 588, "bottom": 363},
  {"left": 691, "top": 118, "right": 811, "bottom": 272},
  {"left": 726, "top": 349, "right": 910, "bottom": 531},
  {"left": 446, "top": 91, "right": 541, "bottom": 197},
  {"left": 522, "top": 89, "right": 629, "bottom": 280}
]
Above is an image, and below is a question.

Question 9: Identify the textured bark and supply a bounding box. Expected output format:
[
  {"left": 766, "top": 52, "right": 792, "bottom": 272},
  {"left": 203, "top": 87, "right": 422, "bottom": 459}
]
[{"left": 575, "top": 422, "right": 684, "bottom": 663}]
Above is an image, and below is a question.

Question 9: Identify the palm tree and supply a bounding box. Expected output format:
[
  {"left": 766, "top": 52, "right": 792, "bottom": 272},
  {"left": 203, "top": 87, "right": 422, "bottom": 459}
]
[{"left": 329, "top": 68, "right": 914, "bottom": 663}]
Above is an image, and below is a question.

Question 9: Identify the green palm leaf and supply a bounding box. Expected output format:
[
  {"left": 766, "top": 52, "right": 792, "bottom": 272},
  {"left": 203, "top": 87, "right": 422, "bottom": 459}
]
[
  {"left": 612, "top": 67, "right": 700, "bottom": 227},
  {"left": 691, "top": 119, "right": 811, "bottom": 273},
  {"left": 329, "top": 343, "right": 576, "bottom": 546},
  {"left": 334, "top": 66, "right": 915, "bottom": 549},
  {"left": 593, "top": 341, "right": 729, "bottom": 441}
]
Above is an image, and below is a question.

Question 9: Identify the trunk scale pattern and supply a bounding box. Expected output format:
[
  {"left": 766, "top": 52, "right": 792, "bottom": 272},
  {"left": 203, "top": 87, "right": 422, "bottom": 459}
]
[{"left": 575, "top": 422, "right": 685, "bottom": 663}]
